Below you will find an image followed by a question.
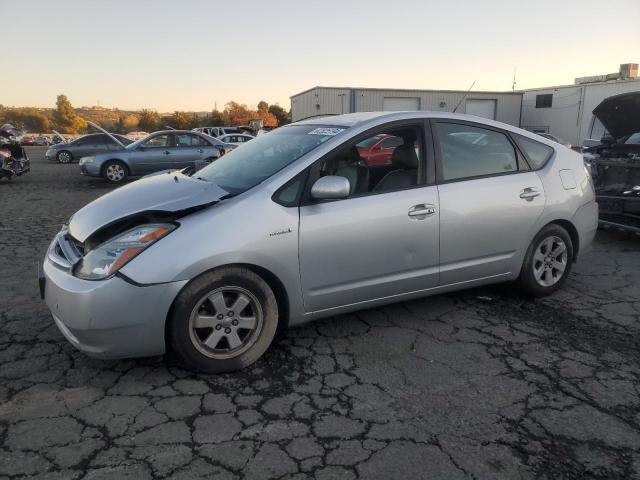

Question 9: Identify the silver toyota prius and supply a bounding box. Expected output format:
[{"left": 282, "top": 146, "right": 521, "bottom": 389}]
[{"left": 40, "top": 112, "right": 598, "bottom": 373}]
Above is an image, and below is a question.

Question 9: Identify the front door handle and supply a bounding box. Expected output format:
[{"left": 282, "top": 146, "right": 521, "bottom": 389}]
[
  {"left": 198, "top": 149, "right": 204, "bottom": 153},
  {"left": 408, "top": 204, "right": 437, "bottom": 219},
  {"left": 163, "top": 150, "right": 171, "bottom": 155},
  {"left": 520, "top": 187, "right": 540, "bottom": 200}
]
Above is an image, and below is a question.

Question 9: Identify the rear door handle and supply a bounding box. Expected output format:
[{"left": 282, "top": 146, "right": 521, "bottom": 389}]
[
  {"left": 163, "top": 150, "right": 171, "bottom": 155},
  {"left": 520, "top": 187, "right": 540, "bottom": 200},
  {"left": 408, "top": 204, "right": 437, "bottom": 219}
]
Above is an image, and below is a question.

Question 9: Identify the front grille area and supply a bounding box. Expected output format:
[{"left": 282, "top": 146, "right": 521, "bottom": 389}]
[{"left": 48, "top": 228, "right": 85, "bottom": 269}]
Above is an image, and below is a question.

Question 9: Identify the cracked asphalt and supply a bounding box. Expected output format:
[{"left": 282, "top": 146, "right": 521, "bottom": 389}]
[{"left": 1, "top": 147, "right": 640, "bottom": 479}]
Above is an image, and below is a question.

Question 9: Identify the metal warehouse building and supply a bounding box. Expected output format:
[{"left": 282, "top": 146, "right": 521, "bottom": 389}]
[
  {"left": 520, "top": 64, "right": 640, "bottom": 146},
  {"left": 290, "top": 86, "right": 523, "bottom": 125}
]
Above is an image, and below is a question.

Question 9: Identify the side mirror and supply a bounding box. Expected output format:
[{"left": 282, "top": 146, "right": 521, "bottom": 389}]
[{"left": 310, "top": 176, "right": 351, "bottom": 200}]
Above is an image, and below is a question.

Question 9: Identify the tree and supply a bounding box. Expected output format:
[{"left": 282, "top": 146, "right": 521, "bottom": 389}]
[
  {"left": 52, "top": 95, "right": 87, "bottom": 133},
  {"left": 209, "top": 109, "right": 225, "bottom": 126},
  {"left": 255, "top": 110, "right": 278, "bottom": 128},
  {"left": 223, "top": 101, "right": 254, "bottom": 126},
  {"left": 257, "top": 101, "right": 269, "bottom": 114},
  {"left": 122, "top": 114, "right": 139, "bottom": 132},
  {"left": 1, "top": 108, "right": 50, "bottom": 132},
  {"left": 138, "top": 109, "right": 160, "bottom": 132},
  {"left": 167, "top": 111, "right": 192, "bottom": 130},
  {"left": 268, "top": 104, "right": 291, "bottom": 126}
]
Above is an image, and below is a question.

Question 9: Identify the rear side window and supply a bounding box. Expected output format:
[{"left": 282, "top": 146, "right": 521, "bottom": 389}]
[
  {"left": 436, "top": 123, "right": 517, "bottom": 181},
  {"left": 513, "top": 134, "right": 554, "bottom": 169}
]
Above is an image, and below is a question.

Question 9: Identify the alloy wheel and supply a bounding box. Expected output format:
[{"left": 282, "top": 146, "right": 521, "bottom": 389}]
[
  {"left": 105, "top": 164, "right": 125, "bottom": 182},
  {"left": 58, "top": 151, "right": 71, "bottom": 163},
  {"left": 532, "top": 236, "right": 567, "bottom": 287},
  {"left": 188, "top": 286, "right": 263, "bottom": 360}
]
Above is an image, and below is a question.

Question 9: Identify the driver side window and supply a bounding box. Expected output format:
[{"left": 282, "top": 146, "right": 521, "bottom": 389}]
[
  {"left": 316, "top": 125, "right": 423, "bottom": 197},
  {"left": 143, "top": 134, "right": 171, "bottom": 148}
]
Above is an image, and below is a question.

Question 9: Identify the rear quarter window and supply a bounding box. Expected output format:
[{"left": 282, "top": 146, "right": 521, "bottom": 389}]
[{"left": 513, "top": 134, "right": 554, "bottom": 169}]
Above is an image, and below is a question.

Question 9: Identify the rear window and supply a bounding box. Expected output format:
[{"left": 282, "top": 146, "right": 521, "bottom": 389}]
[{"left": 513, "top": 134, "right": 554, "bottom": 169}]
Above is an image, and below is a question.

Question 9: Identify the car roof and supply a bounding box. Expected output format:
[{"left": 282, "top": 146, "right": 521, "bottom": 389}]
[
  {"left": 291, "top": 111, "right": 560, "bottom": 146},
  {"left": 152, "top": 130, "right": 204, "bottom": 135}
]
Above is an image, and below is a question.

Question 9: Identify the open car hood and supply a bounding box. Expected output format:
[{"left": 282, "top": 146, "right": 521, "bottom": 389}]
[
  {"left": 0, "top": 124, "right": 23, "bottom": 139},
  {"left": 592, "top": 92, "right": 640, "bottom": 140},
  {"left": 68, "top": 172, "right": 229, "bottom": 242}
]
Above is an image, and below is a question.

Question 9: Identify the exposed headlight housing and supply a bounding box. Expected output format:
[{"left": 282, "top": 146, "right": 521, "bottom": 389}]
[
  {"left": 75, "top": 223, "right": 175, "bottom": 280},
  {"left": 79, "top": 156, "right": 96, "bottom": 165}
]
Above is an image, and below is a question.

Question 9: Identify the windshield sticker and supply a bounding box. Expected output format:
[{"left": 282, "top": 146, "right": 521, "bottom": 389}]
[{"left": 307, "top": 127, "right": 345, "bottom": 136}]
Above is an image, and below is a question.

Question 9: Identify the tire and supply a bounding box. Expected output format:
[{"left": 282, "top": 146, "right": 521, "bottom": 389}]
[
  {"left": 169, "top": 267, "right": 279, "bottom": 373},
  {"left": 102, "top": 160, "right": 129, "bottom": 183},
  {"left": 517, "top": 224, "right": 574, "bottom": 297},
  {"left": 56, "top": 150, "right": 73, "bottom": 163}
]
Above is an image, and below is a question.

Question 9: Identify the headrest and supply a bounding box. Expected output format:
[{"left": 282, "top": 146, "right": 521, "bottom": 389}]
[{"left": 391, "top": 144, "right": 418, "bottom": 169}]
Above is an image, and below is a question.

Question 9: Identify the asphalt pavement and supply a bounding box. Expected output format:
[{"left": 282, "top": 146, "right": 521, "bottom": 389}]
[{"left": 1, "top": 147, "right": 639, "bottom": 479}]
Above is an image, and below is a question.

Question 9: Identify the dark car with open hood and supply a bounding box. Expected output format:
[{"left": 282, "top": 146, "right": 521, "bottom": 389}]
[
  {"left": 0, "top": 124, "right": 30, "bottom": 181},
  {"left": 584, "top": 92, "right": 640, "bottom": 233}
]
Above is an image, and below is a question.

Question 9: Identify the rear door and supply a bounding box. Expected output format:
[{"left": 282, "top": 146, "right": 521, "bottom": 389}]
[
  {"left": 174, "top": 133, "right": 206, "bottom": 168},
  {"left": 433, "top": 120, "right": 545, "bottom": 285}
]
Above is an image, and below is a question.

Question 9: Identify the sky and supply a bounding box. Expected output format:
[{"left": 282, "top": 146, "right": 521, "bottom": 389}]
[{"left": 2, "top": 0, "right": 639, "bottom": 112}]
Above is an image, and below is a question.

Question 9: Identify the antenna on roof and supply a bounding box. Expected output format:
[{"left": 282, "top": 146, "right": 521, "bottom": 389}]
[
  {"left": 452, "top": 81, "right": 475, "bottom": 113},
  {"left": 512, "top": 66, "right": 517, "bottom": 91}
]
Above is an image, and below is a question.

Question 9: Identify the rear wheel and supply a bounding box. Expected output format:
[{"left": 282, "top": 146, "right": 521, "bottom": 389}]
[
  {"left": 56, "top": 150, "right": 73, "bottom": 163},
  {"left": 102, "top": 160, "right": 128, "bottom": 183},
  {"left": 517, "top": 224, "right": 573, "bottom": 297},
  {"left": 169, "top": 267, "right": 279, "bottom": 373}
]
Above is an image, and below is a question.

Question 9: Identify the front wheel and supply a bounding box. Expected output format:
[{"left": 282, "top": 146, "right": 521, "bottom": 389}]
[
  {"left": 169, "top": 267, "right": 279, "bottom": 373},
  {"left": 517, "top": 224, "right": 573, "bottom": 297},
  {"left": 102, "top": 160, "right": 128, "bottom": 183},
  {"left": 56, "top": 150, "right": 73, "bottom": 163}
]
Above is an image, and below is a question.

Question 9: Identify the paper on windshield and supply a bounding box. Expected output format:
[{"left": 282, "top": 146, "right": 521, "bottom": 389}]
[{"left": 307, "top": 127, "right": 345, "bottom": 136}]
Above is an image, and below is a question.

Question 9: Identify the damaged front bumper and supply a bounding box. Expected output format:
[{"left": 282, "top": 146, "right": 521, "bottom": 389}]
[{"left": 41, "top": 254, "right": 187, "bottom": 359}]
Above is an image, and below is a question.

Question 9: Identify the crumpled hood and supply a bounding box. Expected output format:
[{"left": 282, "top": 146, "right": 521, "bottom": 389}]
[
  {"left": 592, "top": 91, "right": 640, "bottom": 140},
  {"left": 68, "top": 171, "right": 229, "bottom": 242}
]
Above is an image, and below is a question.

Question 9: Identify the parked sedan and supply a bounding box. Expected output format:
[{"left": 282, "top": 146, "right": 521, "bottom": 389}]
[
  {"left": 78, "top": 130, "right": 232, "bottom": 183},
  {"left": 41, "top": 112, "right": 597, "bottom": 373},
  {"left": 218, "top": 133, "right": 254, "bottom": 145},
  {"left": 45, "top": 133, "right": 133, "bottom": 163}
]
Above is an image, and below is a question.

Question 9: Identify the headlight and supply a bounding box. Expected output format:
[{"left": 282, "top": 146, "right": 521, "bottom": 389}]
[
  {"left": 75, "top": 223, "right": 175, "bottom": 280},
  {"left": 79, "top": 156, "right": 95, "bottom": 165}
]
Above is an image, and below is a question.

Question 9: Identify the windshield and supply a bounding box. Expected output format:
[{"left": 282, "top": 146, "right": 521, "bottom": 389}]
[
  {"left": 625, "top": 132, "right": 640, "bottom": 145},
  {"left": 126, "top": 137, "right": 146, "bottom": 149},
  {"left": 195, "top": 124, "right": 345, "bottom": 193}
]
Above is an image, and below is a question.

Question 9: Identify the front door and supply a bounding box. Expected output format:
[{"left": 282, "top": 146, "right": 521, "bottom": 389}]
[
  {"left": 433, "top": 120, "right": 545, "bottom": 285},
  {"left": 298, "top": 122, "right": 439, "bottom": 312},
  {"left": 133, "top": 133, "right": 175, "bottom": 174}
]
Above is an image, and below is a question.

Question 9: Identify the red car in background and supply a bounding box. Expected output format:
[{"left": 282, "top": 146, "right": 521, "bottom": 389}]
[{"left": 356, "top": 134, "right": 403, "bottom": 166}]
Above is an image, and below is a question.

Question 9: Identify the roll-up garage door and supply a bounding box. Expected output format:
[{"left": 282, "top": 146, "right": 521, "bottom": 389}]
[
  {"left": 465, "top": 99, "right": 497, "bottom": 120},
  {"left": 383, "top": 97, "right": 420, "bottom": 111}
]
